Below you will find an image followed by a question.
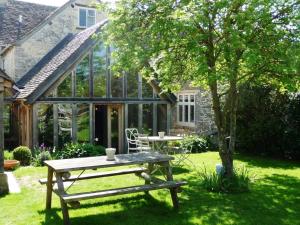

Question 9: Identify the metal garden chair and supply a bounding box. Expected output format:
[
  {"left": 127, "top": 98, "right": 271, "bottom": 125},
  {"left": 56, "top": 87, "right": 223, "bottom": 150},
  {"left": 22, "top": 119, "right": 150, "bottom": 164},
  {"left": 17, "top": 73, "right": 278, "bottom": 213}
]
[{"left": 125, "top": 128, "right": 152, "bottom": 153}]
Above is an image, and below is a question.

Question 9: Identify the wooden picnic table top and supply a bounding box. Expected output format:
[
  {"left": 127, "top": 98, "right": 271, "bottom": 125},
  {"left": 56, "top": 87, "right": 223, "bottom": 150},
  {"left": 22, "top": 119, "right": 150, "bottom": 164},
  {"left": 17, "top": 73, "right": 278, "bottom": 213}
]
[{"left": 44, "top": 152, "right": 174, "bottom": 172}]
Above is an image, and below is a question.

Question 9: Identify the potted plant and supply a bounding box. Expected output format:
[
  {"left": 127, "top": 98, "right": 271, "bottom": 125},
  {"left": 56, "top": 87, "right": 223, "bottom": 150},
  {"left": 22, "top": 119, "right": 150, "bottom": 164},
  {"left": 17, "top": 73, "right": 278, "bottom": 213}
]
[{"left": 4, "top": 160, "right": 20, "bottom": 170}]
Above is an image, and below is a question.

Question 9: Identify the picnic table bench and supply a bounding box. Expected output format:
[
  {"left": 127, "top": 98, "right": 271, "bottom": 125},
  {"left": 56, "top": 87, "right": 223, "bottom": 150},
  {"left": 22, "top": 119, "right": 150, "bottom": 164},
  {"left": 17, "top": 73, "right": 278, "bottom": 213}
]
[{"left": 40, "top": 152, "right": 187, "bottom": 225}]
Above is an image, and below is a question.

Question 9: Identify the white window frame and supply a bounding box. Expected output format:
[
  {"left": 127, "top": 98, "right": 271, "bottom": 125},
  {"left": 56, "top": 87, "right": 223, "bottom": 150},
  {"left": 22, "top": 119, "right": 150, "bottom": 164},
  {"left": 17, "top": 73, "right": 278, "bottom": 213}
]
[
  {"left": 78, "top": 7, "right": 96, "bottom": 28},
  {"left": 177, "top": 91, "right": 196, "bottom": 127}
]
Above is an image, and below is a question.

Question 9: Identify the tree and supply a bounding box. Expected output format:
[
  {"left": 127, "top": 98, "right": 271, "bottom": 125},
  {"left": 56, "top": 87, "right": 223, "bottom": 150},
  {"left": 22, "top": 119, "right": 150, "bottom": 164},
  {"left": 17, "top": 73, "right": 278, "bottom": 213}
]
[{"left": 99, "top": 0, "right": 300, "bottom": 177}]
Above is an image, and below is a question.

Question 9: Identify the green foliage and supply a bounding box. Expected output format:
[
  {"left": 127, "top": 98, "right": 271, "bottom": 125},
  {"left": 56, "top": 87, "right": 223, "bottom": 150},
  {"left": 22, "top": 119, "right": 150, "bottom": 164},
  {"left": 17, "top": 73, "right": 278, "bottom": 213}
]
[
  {"left": 237, "top": 84, "right": 300, "bottom": 159},
  {"left": 4, "top": 150, "right": 13, "bottom": 160},
  {"left": 32, "top": 144, "right": 53, "bottom": 167},
  {"left": 55, "top": 143, "right": 105, "bottom": 159},
  {"left": 200, "top": 166, "right": 251, "bottom": 193},
  {"left": 12, "top": 146, "right": 32, "bottom": 166},
  {"left": 180, "top": 135, "right": 209, "bottom": 153}
]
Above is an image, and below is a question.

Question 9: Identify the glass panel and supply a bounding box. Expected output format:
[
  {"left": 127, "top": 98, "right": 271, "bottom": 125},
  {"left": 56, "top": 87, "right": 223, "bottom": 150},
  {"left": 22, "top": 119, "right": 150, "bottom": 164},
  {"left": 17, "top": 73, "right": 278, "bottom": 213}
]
[
  {"left": 111, "top": 107, "right": 119, "bottom": 152},
  {"left": 157, "top": 104, "right": 167, "bottom": 133},
  {"left": 77, "top": 104, "right": 89, "bottom": 143},
  {"left": 79, "top": 8, "right": 86, "bottom": 27},
  {"left": 57, "top": 73, "right": 72, "bottom": 97},
  {"left": 111, "top": 73, "right": 123, "bottom": 97},
  {"left": 57, "top": 104, "right": 72, "bottom": 148},
  {"left": 190, "top": 105, "right": 195, "bottom": 123},
  {"left": 179, "top": 105, "right": 183, "bottom": 122},
  {"left": 93, "top": 43, "right": 106, "bottom": 97},
  {"left": 179, "top": 95, "right": 183, "bottom": 102},
  {"left": 128, "top": 104, "right": 138, "bottom": 128},
  {"left": 87, "top": 10, "right": 95, "bottom": 27},
  {"left": 127, "top": 73, "right": 139, "bottom": 98},
  {"left": 190, "top": 95, "right": 195, "bottom": 102},
  {"left": 142, "top": 104, "right": 153, "bottom": 135},
  {"left": 142, "top": 78, "right": 153, "bottom": 98},
  {"left": 184, "top": 105, "right": 189, "bottom": 122},
  {"left": 38, "top": 104, "right": 54, "bottom": 147},
  {"left": 184, "top": 95, "right": 189, "bottom": 102},
  {"left": 76, "top": 55, "right": 89, "bottom": 97}
]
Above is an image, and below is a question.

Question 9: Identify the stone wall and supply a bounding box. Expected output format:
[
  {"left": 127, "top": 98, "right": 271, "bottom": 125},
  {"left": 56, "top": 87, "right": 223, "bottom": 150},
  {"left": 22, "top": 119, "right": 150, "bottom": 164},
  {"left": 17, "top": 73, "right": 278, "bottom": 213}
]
[
  {"left": 172, "top": 88, "right": 216, "bottom": 136},
  {"left": 4, "top": 0, "right": 106, "bottom": 81}
]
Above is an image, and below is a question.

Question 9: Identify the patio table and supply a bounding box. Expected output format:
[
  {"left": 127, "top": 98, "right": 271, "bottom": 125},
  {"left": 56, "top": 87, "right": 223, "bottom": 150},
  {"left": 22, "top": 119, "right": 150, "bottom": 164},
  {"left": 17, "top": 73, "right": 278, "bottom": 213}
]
[
  {"left": 138, "top": 136, "right": 184, "bottom": 154},
  {"left": 41, "top": 152, "right": 187, "bottom": 225}
]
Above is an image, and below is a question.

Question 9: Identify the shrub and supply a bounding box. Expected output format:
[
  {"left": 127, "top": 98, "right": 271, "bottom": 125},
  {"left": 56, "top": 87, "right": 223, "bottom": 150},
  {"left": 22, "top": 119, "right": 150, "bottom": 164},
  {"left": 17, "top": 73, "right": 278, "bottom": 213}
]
[
  {"left": 55, "top": 143, "right": 105, "bottom": 159},
  {"left": 200, "top": 166, "right": 251, "bottom": 193},
  {"left": 12, "top": 146, "right": 32, "bottom": 166},
  {"left": 236, "top": 84, "right": 300, "bottom": 160},
  {"left": 180, "top": 135, "right": 209, "bottom": 153},
  {"left": 4, "top": 150, "right": 13, "bottom": 160},
  {"left": 33, "top": 151, "right": 52, "bottom": 167}
]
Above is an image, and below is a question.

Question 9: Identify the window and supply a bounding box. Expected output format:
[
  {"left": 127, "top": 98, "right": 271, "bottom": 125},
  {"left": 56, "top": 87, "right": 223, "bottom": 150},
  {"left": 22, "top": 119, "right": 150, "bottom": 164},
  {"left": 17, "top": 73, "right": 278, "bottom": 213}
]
[
  {"left": 177, "top": 92, "right": 195, "bottom": 127},
  {"left": 79, "top": 7, "right": 96, "bottom": 28}
]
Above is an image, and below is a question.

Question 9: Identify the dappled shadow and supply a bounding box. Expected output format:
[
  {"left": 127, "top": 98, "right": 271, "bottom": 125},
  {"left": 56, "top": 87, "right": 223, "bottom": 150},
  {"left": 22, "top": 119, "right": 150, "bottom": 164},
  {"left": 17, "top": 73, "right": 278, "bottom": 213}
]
[
  {"left": 39, "top": 194, "right": 194, "bottom": 225},
  {"left": 235, "top": 154, "right": 300, "bottom": 169}
]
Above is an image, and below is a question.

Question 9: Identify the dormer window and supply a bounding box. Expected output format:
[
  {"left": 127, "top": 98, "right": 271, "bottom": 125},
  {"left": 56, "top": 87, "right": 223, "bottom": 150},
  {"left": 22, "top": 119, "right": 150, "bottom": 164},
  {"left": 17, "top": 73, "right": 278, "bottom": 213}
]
[{"left": 78, "top": 7, "right": 96, "bottom": 28}]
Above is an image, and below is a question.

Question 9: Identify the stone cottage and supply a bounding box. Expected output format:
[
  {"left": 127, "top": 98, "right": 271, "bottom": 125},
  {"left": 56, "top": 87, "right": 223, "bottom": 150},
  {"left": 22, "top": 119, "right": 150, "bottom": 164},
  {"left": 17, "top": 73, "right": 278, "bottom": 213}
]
[{"left": 0, "top": 0, "right": 215, "bottom": 152}]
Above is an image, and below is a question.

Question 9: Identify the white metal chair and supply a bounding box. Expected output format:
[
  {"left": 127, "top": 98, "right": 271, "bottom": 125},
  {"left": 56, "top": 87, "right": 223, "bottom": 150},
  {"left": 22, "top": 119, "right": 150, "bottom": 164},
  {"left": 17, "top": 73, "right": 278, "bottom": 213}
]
[{"left": 125, "top": 128, "right": 152, "bottom": 153}]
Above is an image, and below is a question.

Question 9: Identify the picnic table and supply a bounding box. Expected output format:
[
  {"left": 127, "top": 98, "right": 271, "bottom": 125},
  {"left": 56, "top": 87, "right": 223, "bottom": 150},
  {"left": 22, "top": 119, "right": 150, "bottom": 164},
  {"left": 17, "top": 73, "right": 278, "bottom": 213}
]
[{"left": 40, "top": 152, "right": 187, "bottom": 225}]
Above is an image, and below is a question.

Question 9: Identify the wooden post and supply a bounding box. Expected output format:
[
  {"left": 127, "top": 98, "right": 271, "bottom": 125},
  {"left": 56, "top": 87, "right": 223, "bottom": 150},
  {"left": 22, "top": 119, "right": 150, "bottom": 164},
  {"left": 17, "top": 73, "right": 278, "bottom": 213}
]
[
  {"left": 167, "top": 104, "right": 171, "bottom": 135},
  {"left": 72, "top": 104, "right": 77, "bottom": 143},
  {"left": 89, "top": 103, "right": 95, "bottom": 144},
  {"left": 32, "top": 103, "right": 39, "bottom": 148},
  {"left": 118, "top": 106, "right": 124, "bottom": 153},
  {"left": 138, "top": 104, "right": 143, "bottom": 133},
  {"left": 89, "top": 50, "right": 94, "bottom": 97},
  {"left": 0, "top": 80, "right": 4, "bottom": 173},
  {"left": 56, "top": 172, "right": 70, "bottom": 225},
  {"left": 163, "top": 161, "right": 179, "bottom": 209},
  {"left": 107, "top": 106, "right": 111, "bottom": 147},
  {"left": 106, "top": 46, "right": 111, "bottom": 98},
  {"left": 53, "top": 89, "right": 58, "bottom": 147},
  {"left": 124, "top": 104, "right": 128, "bottom": 153},
  {"left": 153, "top": 103, "right": 157, "bottom": 136},
  {"left": 46, "top": 167, "right": 54, "bottom": 209}
]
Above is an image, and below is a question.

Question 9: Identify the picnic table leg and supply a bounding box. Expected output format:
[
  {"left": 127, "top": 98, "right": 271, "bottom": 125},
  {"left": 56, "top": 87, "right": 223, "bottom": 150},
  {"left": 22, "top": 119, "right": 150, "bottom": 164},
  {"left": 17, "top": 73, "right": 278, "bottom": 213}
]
[
  {"left": 163, "top": 162, "right": 179, "bottom": 209},
  {"left": 46, "top": 167, "right": 53, "bottom": 210},
  {"left": 56, "top": 172, "right": 70, "bottom": 225},
  {"left": 144, "top": 163, "right": 154, "bottom": 194}
]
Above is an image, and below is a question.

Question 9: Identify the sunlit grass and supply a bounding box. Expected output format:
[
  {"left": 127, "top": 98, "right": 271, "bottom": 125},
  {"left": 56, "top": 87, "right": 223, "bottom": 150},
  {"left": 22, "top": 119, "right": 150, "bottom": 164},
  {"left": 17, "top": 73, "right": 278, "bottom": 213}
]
[{"left": 0, "top": 152, "right": 300, "bottom": 225}]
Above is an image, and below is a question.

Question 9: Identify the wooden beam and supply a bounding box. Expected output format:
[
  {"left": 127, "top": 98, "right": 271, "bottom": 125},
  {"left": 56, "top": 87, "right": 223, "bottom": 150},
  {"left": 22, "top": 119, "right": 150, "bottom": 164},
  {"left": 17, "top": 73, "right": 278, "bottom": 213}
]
[
  {"left": 153, "top": 103, "right": 157, "bottom": 135},
  {"left": 107, "top": 106, "right": 111, "bottom": 147},
  {"left": 89, "top": 103, "right": 95, "bottom": 144},
  {"left": 118, "top": 105, "right": 124, "bottom": 154},
  {"left": 89, "top": 50, "right": 94, "bottom": 97},
  {"left": 167, "top": 103, "right": 171, "bottom": 135},
  {"left": 37, "top": 98, "right": 169, "bottom": 104},
  {"left": 72, "top": 104, "right": 77, "bottom": 143},
  {"left": 106, "top": 46, "right": 111, "bottom": 98},
  {"left": 138, "top": 74, "right": 142, "bottom": 99},
  {"left": 138, "top": 104, "right": 143, "bottom": 133},
  {"left": 0, "top": 85, "right": 4, "bottom": 173},
  {"left": 32, "top": 103, "right": 39, "bottom": 148}
]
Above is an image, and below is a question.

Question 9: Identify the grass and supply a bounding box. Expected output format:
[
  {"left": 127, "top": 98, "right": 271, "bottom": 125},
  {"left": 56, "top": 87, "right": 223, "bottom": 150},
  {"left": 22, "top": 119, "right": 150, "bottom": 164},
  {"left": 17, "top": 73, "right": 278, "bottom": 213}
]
[{"left": 0, "top": 152, "right": 300, "bottom": 225}]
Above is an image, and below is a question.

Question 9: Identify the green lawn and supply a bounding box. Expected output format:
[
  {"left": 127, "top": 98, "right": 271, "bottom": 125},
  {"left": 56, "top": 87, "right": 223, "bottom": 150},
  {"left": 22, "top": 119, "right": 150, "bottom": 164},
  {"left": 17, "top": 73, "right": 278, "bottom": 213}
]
[{"left": 0, "top": 152, "right": 300, "bottom": 225}]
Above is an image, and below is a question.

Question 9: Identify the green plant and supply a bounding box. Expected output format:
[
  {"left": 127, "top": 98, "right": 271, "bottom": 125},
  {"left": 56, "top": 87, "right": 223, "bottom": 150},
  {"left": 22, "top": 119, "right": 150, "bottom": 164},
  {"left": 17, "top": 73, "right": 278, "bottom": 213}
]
[
  {"left": 55, "top": 143, "right": 105, "bottom": 159},
  {"left": 200, "top": 165, "right": 252, "bottom": 193},
  {"left": 4, "top": 150, "right": 13, "bottom": 160},
  {"left": 180, "top": 135, "right": 209, "bottom": 153},
  {"left": 33, "top": 151, "right": 52, "bottom": 167},
  {"left": 12, "top": 146, "right": 32, "bottom": 166}
]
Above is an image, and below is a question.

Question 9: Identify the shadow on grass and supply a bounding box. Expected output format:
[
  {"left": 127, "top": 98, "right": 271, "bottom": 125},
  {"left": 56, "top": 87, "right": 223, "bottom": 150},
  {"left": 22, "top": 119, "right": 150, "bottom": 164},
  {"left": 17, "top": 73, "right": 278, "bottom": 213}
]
[
  {"left": 235, "top": 154, "right": 300, "bottom": 169},
  {"left": 39, "top": 194, "right": 194, "bottom": 225},
  {"left": 38, "top": 167, "right": 300, "bottom": 225}
]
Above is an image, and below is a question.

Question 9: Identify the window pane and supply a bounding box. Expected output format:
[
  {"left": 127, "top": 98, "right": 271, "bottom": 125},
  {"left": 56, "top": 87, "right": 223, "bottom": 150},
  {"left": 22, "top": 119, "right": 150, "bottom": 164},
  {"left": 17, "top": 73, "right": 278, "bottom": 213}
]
[
  {"left": 79, "top": 8, "right": 86, "bottom": 27},
  {"left": 4, "top": 104, "right": 18, "bottom": 149},
  {"left": 184, "top": 95, "right": 189, "bottom": 102},
  {"left": 142, "top": 78, "right": 153, "bottom": 98},
  {"left": 179, "top": 105, "right": 183, "bottom": 122},
  {"left": 127, "top": 73, "right": 139, "bottom": 98},
  {"left": 128, "top": 104, "right": 138, "bottom": 128},
  {"left": 157, "top": 104, "right": 167, "bottom": 133},
  {"left": 88, "top": 9, "right": 95, "bottom": 16},
  {"left": 57, "top": 73, "right": 72, "bottom": 97},
  {"left": 58, "top": 104, "right": 72, "bottom": 148},
  {"left": 111, "top": 73, "right": 123, "bottom": 97},
  {"left": 38, "top": 104, "right": 53, "bottom": 147},
  {"left": 190, "top": 105, "right": 195, "bottom": 123},
  {"left": 178, "top": 95, "right": 183, "bottom": 102},
  {"left": 76, "top": 55, "right": 89, "bottom": 97},
  {"left": 184, "top": 105, "right": 189, "bottom": 122},
  {"left": 77, "top": 104, "right": 89, "bottom": 143},
  {"left": 87, "top": 16, "right": 95, "bottom": 27},
  {"left": 93, "top": 43, "right": 106, "bottom": 97},
  {"left": 142, "top": 104, "right": 153, "bottom": 135},
  {"left": 190, "top": 95, "right": 195, "bottom": 102}
]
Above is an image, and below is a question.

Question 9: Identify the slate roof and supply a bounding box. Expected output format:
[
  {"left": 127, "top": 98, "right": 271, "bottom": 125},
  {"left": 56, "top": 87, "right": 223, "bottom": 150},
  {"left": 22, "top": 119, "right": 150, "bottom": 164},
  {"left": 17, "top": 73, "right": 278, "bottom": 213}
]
[
  {"left": 16, "top": 21, "right": 107, "bottom": 103},
  {"left": 0, "top": 0, "right": 57, "bottom": 46},
  {"left": 0, "top": 68, "right": 13, "bottom": 82}
]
